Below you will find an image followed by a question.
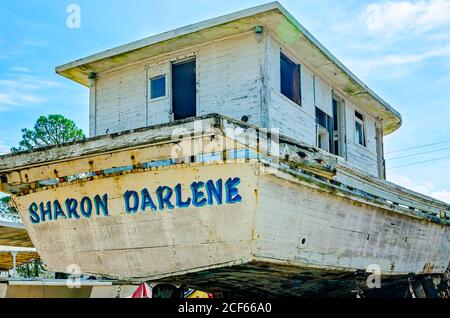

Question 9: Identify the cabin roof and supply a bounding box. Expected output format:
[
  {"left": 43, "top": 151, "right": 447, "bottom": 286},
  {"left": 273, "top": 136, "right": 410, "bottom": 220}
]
[{"left": 56, "top": 1, "right": 402, "bottom": 135}]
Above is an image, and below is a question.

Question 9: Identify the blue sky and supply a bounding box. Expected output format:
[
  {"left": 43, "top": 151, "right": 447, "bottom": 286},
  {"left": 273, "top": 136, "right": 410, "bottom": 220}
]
[{"left": 0, "top": 0, "right": 449, "bottom": 202}]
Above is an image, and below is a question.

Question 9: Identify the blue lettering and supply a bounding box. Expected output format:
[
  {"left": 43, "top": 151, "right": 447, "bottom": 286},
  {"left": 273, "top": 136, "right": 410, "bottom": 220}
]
[
  {"left": 174, "top": 183, "right": 191, "bottom": 208},
  {"left": 27, "top": 178, "right": 242, "bottom": 224},
  {"left": 156, "top": 186, "right": 174, "bottom": 210},
  {"left": 65, "top": 198, "right": 80, "bottom": 219},
  {"left": 39, "top": 201, "right": 52, "bottom": 222},
  {"left": 124, "top": 191, "right": 139, "bottom": 214},
  {"left": 141, "top": 188, "right": 157, "bottom": 212},
  {"left": 80, "top": 197, "right": 92, "bottom": 218},
  {"left": 94, "top": 194, "right": 109, "bottom": 216},
  {"left": 191, "top": 182, "right": 207, "bottom": 207},
  {"left": 29, "top": 202, "right": 40, "bottom": 224},
  {"left": 225, "top": 177, "right": 242, "bottom": 204},
  {"left": 53, "top": 200, "right": 67, "bottom": 220},
  {"left": 206, "top": 179, "right": 223, "bottom": 206}
]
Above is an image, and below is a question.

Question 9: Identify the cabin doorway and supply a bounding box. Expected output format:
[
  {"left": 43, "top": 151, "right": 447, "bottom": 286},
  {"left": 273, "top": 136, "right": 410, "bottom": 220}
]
[
  {"left": 172, "top": 59, "right": 196, "bottom": 120},
  {"left": 332, "top": 96, "right": 346, "bottom": 158}
]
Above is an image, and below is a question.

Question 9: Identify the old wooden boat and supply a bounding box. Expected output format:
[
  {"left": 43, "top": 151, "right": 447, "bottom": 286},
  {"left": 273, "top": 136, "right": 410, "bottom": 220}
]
[
  {"left": 0, "top": 3, "right": 449, "bottom": 296},
  {"left": 1, "top": 115, "right": 449, "bottom": 296}
]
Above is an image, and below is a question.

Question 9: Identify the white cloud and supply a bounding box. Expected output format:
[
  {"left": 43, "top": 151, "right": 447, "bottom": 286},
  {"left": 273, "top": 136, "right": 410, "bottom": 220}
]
[
  {"left": 365, "top": 0, "right": 450, "bottom": 35},
  {"left": 343, "top": 45, "right": 450, "bottom": 76},
  {"left": 0, "top": 75, "right": 60, "bottom": 90},
  {"left": 0, "top": 91, "right": 44, "bottom": 111},
  {"left": 20, "top": 39, "right": 48, "bottom": 47},
  {"left": 0, "top": 93, "right": 18, "bottom": 106},
  {"left": 388, "top": 173, "right": 450, "bottom": 203},
  {"left": 0, "top": 75, "right": 60, "bottom": 111},
  {"left": 9, "top": 66, "right": 29, "bottom": 73}
]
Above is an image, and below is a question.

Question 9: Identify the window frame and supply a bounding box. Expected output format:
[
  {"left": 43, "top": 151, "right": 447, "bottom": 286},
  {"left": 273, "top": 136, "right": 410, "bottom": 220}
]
[
  {"left": 149, "top": 74, "right": 167, "bottom": 100},
  {"left": 354, "top": 110, "right": 366, "bottom": 147},
  {"left": 332, "top": 94, "right": 347, "bottom": 159},
  {"left": 280, "top": 52, "right": 302, "bottom": 106},
  {"left": 317, "top": 125, "right": 330, "bottom": 152}
]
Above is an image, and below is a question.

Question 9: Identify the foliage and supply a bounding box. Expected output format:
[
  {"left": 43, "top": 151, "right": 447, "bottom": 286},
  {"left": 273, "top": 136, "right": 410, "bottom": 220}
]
[
  {"left": 16, "top": 259, "right": 52, "bottom": 279},
  {"left": 11, "top": 114, "right": 85, "bottom": 152},
  {"left": 0, "top": 196, "right": 19, "bottom": 222},
  {"left": 5, "top": 114, "right": 85, "bottom": 277}
]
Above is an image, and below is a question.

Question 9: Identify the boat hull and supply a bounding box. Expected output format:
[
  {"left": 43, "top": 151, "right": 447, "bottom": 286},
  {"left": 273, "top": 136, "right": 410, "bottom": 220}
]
[
  {"left": 13, "top": 161, "right": 450, "bottom": 281},
  {"left": 3, "top": 115, "right": 448, "bottom": 294}
]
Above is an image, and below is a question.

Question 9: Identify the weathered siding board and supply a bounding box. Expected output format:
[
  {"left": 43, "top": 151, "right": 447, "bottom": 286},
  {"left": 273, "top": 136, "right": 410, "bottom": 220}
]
[
  {"left": 197, "top": 35, "right": 263, "bottom": 126},
  {"left": 265, "top": 38, "right": 316, "bottom": 145},
  {"left": 255, "top": 173, "right": 450, "bottom": 275},
  {"left": 268, "top": 91, "right": 316, "bottom": 145},
  {"left": 313, "top": 76, "right": 332, "bottom": 116},
  {"left": 95, "top": 63, "right": 147, "bottom": 135},
  {"left": 345, "top": 100, "right": 379, "bottom": 176},
  {"left": 146, "top": 63, "right": 172, "bottom": 126}
]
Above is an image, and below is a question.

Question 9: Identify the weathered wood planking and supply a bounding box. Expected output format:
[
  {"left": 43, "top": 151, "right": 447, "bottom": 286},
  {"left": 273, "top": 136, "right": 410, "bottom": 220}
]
[
  {"left": 256, "top": 171, "right": 450, "bottom": 275},
  {"left": 336, "top": 160, "right": 450, "bottom": 214},
  {"left": 1, "top": 114, "right": 449, "bottom": 282},
  {"left": 4, "top": 135, "right": 243, "bottom": 187},
  {"left": 0, "top": 116, "right": 215, "bottom": 170},
  {"left": 11, "top": 160, "right": 449, "bottom": 280},
  {"left": 14, "top": 163, "right": 258, "bottom": 278}
]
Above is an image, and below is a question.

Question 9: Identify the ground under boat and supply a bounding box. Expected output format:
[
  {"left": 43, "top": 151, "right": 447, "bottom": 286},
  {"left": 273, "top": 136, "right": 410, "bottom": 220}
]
[{"left": 0, "top": 114, "right": 449, "bottom": 297}]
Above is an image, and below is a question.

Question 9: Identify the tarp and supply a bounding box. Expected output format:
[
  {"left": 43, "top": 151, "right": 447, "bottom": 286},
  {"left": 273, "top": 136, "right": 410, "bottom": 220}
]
[{"left": 131, "top": 283, "right": 151, "bottom": 298}]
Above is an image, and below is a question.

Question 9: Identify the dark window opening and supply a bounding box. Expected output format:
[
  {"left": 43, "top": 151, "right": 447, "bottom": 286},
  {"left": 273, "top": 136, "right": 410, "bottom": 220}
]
[
  {"left": 333, "top": 99, "right": 338, "bottom": 130},
  {"left": 355, "top": 111, "right": 364, "bottom": 121},
  {"left": 280, "top": 53, "right": 301, "bottom": 105},
  {"left": 150, "top": 75, "right": 166, "bottom": 99},
  {"left": 332, "top": 98, "right": 342, "bottom": 157},
  {"left": 172, "top": 59, "right": 196, "bottom": 120}
]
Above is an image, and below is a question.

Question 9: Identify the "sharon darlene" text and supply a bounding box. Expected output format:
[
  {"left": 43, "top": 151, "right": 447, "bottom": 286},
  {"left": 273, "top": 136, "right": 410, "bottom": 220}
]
[{"left": 28, "top": 177, "right": 242, "bottom": 224}]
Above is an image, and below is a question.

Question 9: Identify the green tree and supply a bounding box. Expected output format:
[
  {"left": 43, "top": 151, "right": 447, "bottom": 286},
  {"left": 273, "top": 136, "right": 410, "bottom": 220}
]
[
  {"left": 11, "top": 114, "right": 85, "bottom": 152},
  {"left": 6, "top": 114, "right": 85, "bottom": 278},
  {"left": 16, "top": 259, "right": 49, "bottom": 279}
]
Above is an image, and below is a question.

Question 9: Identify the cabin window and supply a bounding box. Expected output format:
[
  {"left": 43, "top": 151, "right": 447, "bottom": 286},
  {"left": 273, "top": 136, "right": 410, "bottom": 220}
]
[
  {"left": 354, "top": 110, "right": 366, "bottom": 146},
  {"left": 150, "top": 75, "right": 166, "bottom": 99},
  {"left": 316, "top": 107, "right": 333, "bottom": 152},
  {"left": 332, "top": 97, "right": 346, "bottom": 158},
  {"left": 280, "top": 53, "right": 301, "bottom": 105}
]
